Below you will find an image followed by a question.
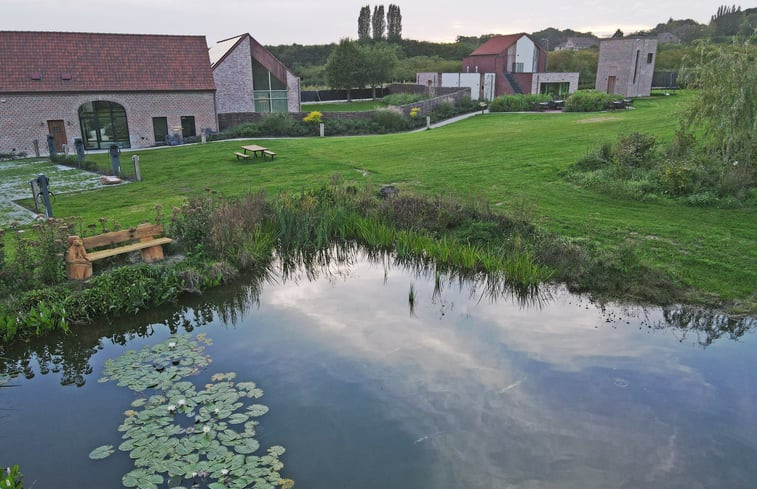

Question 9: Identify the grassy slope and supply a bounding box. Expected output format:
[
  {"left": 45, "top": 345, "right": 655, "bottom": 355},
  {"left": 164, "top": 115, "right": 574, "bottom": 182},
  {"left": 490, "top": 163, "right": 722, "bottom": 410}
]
[{"left": 49, "top": 93, "right": 756, "bottom": 311}]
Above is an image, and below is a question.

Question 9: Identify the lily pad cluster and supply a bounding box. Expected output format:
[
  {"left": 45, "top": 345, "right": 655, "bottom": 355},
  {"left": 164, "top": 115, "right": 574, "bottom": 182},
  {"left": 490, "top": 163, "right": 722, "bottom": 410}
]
[{"left": 91, "top": 334, "right": 293, "bottom": 489}]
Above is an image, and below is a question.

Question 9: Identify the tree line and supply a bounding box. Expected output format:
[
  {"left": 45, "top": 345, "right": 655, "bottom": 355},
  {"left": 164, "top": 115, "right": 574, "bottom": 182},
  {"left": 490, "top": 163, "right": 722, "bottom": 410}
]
[{"left": 358, "top": 4, "right": 402, "bottom": 42}]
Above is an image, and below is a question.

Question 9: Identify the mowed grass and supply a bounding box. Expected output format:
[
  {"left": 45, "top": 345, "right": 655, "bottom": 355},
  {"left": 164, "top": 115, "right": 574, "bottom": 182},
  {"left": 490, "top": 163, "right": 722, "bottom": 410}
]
[
  {"left": 46, "top": 92, "right": 757, "bottom": 311},
  {"left": 301, "top": 100, "right": 385, "bottom": 112}
]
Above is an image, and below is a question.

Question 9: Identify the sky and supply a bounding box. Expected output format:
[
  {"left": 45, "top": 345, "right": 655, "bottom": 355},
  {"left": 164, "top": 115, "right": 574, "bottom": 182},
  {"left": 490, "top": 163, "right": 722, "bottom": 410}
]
[{"left": 2, "top": 0, "right": 727, "bottom": 46}]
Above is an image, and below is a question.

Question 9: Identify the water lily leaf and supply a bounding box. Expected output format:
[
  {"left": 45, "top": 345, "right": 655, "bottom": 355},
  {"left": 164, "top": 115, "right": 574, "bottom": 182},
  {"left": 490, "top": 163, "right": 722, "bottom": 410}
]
[
  {"left": 89, "top": 445, "right": 114, "bottom": 460},
  {"left": 228, "top": 413, "right": 249, "bottom": 425},
  {"left": 268, "top": 445, "right": 286, "bottom": 457},
  {"left": 234, "top": 438, "right": 260, "bottom": 455},
  {"left": 247, "top": 404, "right": 269, "bottom": 417}
]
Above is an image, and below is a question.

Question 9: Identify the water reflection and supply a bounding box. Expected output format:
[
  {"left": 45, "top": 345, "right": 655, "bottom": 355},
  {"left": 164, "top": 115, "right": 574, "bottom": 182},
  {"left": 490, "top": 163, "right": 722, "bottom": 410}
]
[{"left": 0, "top": 246, "right": 753, "bottom": 389}]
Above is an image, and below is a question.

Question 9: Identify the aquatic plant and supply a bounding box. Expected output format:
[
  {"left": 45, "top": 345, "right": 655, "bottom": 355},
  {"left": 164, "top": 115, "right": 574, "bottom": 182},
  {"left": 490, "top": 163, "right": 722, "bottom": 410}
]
[
  {"left": 92, "top": 334, "right": 290, "bottom": 489},
  {"left": 0, "top": 465, "right": 23, "bottom": 489}
]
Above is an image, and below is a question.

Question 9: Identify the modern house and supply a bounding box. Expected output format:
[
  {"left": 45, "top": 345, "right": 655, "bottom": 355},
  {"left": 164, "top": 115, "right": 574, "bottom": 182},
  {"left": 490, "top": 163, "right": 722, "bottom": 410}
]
[
  {"left": 595, "top": 38, "right": 658, "bottom": 97},
  {"left": 0, "top": 31, "right": 217, "bottom": 155},
  {"left": 554, "top": 37, "right": 600, "bottom": 51},
  {"left": 209, "top": 34, "right": 300, "bottom": 130},
  {"left": 418, "top": 33, "right": 579, "bottom": 100}
]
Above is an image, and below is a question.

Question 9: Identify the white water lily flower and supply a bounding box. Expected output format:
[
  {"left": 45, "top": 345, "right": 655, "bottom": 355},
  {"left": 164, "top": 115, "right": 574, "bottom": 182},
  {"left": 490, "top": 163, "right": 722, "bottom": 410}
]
[
  {"left": 168, "top": 342, "right": 177, "bottom": 348},
  {"left": 203, "top": 426, "right": 210, "bottom": 434},
  {"left": 221, "top": 469, "right": 229, "bottom": 475},
  {"left": 167, "top": 404, "right": 176, "bottom": 412},
  {"left": 214, "top": 408, "right": 220, "bottom": 414},
  {"left": 177, "top": 399, "right": 186, "bottom": 406}
]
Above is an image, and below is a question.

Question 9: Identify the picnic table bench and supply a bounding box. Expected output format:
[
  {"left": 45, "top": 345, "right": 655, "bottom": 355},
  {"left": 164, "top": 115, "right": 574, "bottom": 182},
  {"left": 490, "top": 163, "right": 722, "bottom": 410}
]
[
  {"left": 235, "top": 145, "right": 276, "bottom": 161},
  {"left": 65, "top": 223, "right": 172, "bottom": 280}
]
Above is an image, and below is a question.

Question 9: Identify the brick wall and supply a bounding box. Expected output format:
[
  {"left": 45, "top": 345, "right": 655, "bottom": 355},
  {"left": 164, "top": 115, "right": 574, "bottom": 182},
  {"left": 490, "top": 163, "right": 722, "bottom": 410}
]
[
  {"left": 218, "top": 88, "right": 471, "bottom": 131},
  {"left": 0, "top": 91, "right": 217, "bottom": 155},
  {"left": 213, "top": 37, "right": 254, "bottom": 114},
  {"left": 595, "top": 38, "right": 658, "bottom": 97}
]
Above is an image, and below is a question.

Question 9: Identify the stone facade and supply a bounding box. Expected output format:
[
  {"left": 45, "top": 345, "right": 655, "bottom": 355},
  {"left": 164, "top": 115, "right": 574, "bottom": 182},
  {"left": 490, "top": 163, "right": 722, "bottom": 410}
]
[
  {"left": 530, "top": 73, "right": 580, "bottom": 95},
  {"left": 210, "top": 34, "right": 300, "bottom": 116},
  {"left": 595, "top": 38, "right": 658, "bottom": 97},
  {"left": 212, "top": 38, "right": 254, "bottom": 114},
  {"left": 0, "top": 92, "right": 217, "bottom": 155}
]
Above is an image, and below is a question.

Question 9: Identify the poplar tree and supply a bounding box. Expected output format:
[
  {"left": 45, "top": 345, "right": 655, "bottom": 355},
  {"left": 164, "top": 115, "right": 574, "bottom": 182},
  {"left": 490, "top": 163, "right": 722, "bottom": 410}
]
[
  {"left": 372, "top": 5, "right": 386, "bottom": 41},
  {"left": 358, "top": 5, "right": 371, "bottom": 42},
  {"left": 387, "top": 4, "right": 402, "bottom": 42}
]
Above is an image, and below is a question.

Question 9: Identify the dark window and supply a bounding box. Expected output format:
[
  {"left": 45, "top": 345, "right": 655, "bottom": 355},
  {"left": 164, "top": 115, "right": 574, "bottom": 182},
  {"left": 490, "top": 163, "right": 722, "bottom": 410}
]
[
  {"left": 540, "top": 82, "right": 570, "bottom": 97},
  {"left": 78, "top": 101, "right": 130, "bottom": 150},
  {"left": 632, "top": 50, "right": 640, "bottom": 84},
  {"left": 180, "top": 116, "right": 196, "bottom": 138},
  {"left": 152, "top": 117, "right": 168, "bottom": 145},
  {"left": 647, "top": 53, "right": 654, "bottom": 63}
]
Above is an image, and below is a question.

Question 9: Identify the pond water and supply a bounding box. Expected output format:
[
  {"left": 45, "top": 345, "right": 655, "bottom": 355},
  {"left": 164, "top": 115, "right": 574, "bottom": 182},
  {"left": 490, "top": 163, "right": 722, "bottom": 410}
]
[{"left": 1, "top": 251, "right": 756, "bottom": 489}]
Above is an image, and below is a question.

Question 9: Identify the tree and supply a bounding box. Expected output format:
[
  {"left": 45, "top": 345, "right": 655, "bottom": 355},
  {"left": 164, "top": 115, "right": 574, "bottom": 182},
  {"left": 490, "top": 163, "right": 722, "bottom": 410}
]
[
  {"left": 387, "top": 4, "right": 402, "bottom": 42},
  {"left": 680, "top": 41, "right": 755, "bottom": 168},
  {"left": 372, "top": 5, "right": 386, "bottom": 41},
  {"left": 612, "top": 29, "right": 624, "bottom": 38},
  {"left": 361, "top": 43, "right": 399, "bottom": 98},
  {"left": 358, "top": 5, "right": 371, "bottom": 42},
  {"left": 325, "top": 38, "right": 368, "bottom": 101}
]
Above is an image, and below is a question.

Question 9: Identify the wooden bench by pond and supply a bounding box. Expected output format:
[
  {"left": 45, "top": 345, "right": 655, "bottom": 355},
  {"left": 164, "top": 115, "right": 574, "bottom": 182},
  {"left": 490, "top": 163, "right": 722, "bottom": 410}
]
[
  {"left": 263, "top": 150, "right": 276, "bottom": 160},
  {"left": 65, "top": 223, "right": 172, "bottom": 280},
  {"left": 234, "top": 152, "right": 250, "bottom": 160}
]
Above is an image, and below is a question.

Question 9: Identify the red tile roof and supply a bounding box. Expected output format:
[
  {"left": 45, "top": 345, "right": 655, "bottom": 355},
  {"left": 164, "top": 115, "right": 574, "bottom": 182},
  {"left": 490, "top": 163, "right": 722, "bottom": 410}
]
[
  {"left": 0, "top": 31, "right": 216, "bottom": 93},
  {"left": 470, "top": 33, "right": 529, "bottom": 56}
]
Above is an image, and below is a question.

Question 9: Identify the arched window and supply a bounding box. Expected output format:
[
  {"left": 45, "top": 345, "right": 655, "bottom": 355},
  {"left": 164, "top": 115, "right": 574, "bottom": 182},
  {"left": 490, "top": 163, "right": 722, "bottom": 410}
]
[{"left": 78, "top": 101, "right": 130, "bottom": 150}]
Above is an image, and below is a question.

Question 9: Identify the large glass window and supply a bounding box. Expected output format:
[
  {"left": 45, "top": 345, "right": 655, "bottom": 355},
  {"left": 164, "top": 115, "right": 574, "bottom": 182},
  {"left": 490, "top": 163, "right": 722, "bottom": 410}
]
[
  {"left": 152, "top": 117, "right": 168, "bottom": 145},
  {"left": 540, "top": 82, "right": 570, "bottom": 97},
  {"left": 252, "top": 60, "right": 288, "bottom": 113},
  {"left": 78, "top": 101, "right": 130, "bottom": 149}
]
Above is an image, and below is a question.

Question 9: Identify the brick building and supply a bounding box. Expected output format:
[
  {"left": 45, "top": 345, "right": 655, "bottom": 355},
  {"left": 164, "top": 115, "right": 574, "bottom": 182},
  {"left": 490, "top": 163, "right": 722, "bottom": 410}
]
[
  {"left": 595, "top": 38, "right": 658, "bottom": 97},
  {"left": 461, "top": 34, "right": 578, "bottom": 97},
  {"left": 0, "top": 31, "right": 218, "bottom": 155},
  {"left": 209, "top": 33, "right": 300, "bottom": 130}
]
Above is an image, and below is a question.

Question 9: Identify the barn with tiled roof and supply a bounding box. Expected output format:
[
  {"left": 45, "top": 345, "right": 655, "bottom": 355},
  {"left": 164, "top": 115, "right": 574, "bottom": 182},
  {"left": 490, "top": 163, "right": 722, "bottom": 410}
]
[{"left": 0, "top": 31, "right": 217, "bottom": 154}]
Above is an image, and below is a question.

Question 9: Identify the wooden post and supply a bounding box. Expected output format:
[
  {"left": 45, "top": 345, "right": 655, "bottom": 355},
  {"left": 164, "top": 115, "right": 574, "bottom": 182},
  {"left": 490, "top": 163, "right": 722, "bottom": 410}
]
[{"left": 319, "top": 123, "right": 325, "bottom": 137}]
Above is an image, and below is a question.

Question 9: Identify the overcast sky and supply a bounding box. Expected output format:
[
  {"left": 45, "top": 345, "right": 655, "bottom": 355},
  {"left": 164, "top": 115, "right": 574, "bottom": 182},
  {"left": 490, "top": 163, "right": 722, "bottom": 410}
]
[{"left": 3, "top": 0, "right": 726, "bottom": 46}]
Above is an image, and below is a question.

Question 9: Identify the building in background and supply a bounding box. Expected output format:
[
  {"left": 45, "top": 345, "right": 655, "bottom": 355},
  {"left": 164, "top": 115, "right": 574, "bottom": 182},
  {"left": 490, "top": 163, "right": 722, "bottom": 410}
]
[
  {"left": 209, "top": 33, "right": 300, "bottom": 130},
  {"left": 0, "top": 31, "right": 217, "bottom": 155},
  {"left": 554, "top": 37, "right": 600, "bottom": 51},
  {"left": 595, "top": 38, "right": 658, "bottom": 97},
  {"left": 419, "top": 33, "right": 578, "bottom": 100}
]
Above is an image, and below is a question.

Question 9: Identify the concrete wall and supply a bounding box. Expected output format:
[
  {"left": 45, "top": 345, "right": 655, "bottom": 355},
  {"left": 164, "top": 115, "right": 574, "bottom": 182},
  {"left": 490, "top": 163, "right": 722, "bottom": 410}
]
[
  {"left": 0, "top": 91, "right": 217, "bottom": 155},
  {"left": 595, "top": 38, "right": 658, "bottom": 97},
  {"left": 212, "top": 38, "right": 254, "bottom": 114},
  {"left": 530, "top": 73, "right": 580, "bottom": 94}
]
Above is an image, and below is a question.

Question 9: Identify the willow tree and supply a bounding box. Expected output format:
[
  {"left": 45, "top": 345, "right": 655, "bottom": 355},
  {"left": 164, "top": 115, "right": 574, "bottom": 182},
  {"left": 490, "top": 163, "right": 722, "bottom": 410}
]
[{"left": 680, "top": 41, "right": 755, "bottom": 167}]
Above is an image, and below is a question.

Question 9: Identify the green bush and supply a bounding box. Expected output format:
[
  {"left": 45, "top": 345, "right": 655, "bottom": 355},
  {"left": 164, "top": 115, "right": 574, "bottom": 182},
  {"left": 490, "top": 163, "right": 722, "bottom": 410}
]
[
  {"left": 614, "top": 132, "right": 657, "bottom": 169},
  {"left": 370, "top": 108, "right": 409, "bottom": 133},
  {"left": 564, "top": 90, "right": 623, "bottom": 112},
  {"left": 489, "top": 94, "right": 550, "bottom": 112}
]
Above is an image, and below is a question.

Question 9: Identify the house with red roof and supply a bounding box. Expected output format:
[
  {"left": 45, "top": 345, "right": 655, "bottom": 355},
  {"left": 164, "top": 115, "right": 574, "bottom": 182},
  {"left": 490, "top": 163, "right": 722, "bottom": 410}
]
[
  {"left": 209, "top": 34, "right": 300, "bottom": 130},
  {"left": 418, "top": 34, "right": 578, "bottom": 100},
  {"left": 462, "top": 33, "right": 578, "bottom": 97},
  {"left": 0, "top": 31, "right": 218, "bottom": 155}
]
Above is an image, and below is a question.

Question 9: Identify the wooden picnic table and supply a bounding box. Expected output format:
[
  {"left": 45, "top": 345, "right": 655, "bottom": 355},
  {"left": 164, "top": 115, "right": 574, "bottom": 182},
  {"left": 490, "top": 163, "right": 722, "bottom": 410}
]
[{"left": 241, "top": 144, "right": 267, "bottom": 158}]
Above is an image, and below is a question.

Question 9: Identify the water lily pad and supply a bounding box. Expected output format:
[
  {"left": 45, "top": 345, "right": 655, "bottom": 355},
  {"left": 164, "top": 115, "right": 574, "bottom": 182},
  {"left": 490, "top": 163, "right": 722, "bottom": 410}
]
[
  {"left": 88, "top": 445, "right": 114, "bottom": 460},
  {"left": 247, "top": 404, "right": 269, "bottom": 417}
]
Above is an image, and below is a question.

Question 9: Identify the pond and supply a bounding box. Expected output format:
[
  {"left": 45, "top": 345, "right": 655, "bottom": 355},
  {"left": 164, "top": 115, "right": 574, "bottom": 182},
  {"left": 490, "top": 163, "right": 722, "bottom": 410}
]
[{"left": 1, "top": 250, "right": 756, "bottom": 488}]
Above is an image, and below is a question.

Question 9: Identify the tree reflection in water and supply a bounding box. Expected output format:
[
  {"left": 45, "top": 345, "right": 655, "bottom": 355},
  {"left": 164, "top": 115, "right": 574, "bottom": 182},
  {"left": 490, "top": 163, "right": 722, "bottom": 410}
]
[{"left": 1, "top": 246, "right": 753, "bottom": 387}]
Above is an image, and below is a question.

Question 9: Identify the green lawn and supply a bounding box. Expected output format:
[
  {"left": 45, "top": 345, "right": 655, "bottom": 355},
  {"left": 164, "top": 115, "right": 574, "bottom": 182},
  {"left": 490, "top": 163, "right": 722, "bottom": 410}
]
[
  {"left": 25, "top": 92, "right": 757, "bottom": 312},
  {"left": 301, "top": 100, "right": 385, "bottom": 112}
]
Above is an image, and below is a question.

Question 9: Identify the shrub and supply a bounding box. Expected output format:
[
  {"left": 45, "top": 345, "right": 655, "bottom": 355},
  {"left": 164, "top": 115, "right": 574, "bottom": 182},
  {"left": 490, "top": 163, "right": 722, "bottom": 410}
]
[
  {"left": 371, "top": 108, "right": 408, "bottom": 133},
  {"left": 259, "top": 113, "right": 294, "bottom": 136},
  {"left": 489, "top": 94, "right": 550, "bottom": 112},
  {"left": 564, "top": 90, "right": 623, "bottom": 112},
  {"left": 303, "top": 111, "right": 323, "bottom": 124},
  {"left": 614, "top": 132, "right": 657, "bottom": 169},
  {"left": 430, "top": 102, "right": 455, "bottom": 120}
]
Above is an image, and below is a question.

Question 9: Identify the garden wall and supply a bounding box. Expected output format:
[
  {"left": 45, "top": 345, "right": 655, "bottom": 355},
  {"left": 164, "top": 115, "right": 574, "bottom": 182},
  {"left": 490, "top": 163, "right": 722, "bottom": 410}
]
[{"left": 218, "top": 87, "right": 471, "bottom": 131}]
